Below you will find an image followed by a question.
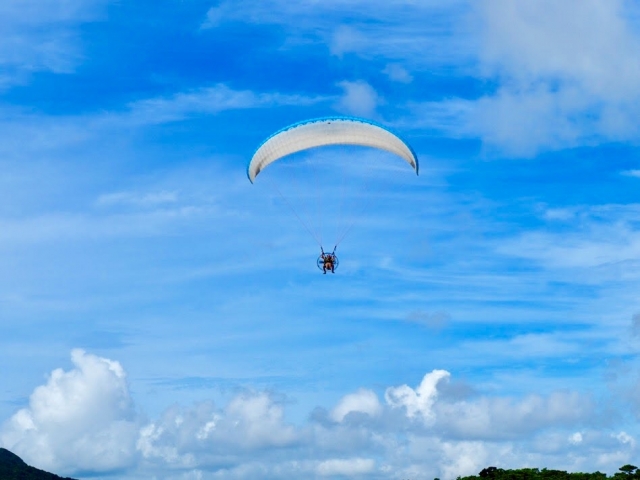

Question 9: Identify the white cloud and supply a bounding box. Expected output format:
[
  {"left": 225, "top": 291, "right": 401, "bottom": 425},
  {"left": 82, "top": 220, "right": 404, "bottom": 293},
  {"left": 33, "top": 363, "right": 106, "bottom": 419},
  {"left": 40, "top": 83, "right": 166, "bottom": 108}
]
[
  {"left": 329, "top": 25, "right": 368, "bottom": 57},
  {"left": 622, "top": 170, "right": 640, "bottom": 178},
  {"left": 0, "top": 83, "right": 329, "bottom": 165},
  {"left": 225, "top": 392, "right": 298, "bottom": 448},
  {"left": 405, "top": 310, "right": 450, "bottom": 329},
  {"left": 382, "top": 63, "right": 413, "bottom": 83},
  {"left": 200, "top": 0, "right": 471, "bottom": 67},
  {"left": 570, "top": 432, "right": 583, "bottom": 444},
  {"left": 335, "top": 80, "right": 382, "bottom": 118},
  {"left": 498, "top": 205, "right": 640, "bottom": 269},
  {"left": 0, "top": 0, "right": 108, "bottom": 86},
  {"left": 436, "top": 392, "right": 595, "bottom": 440},
  {"left": 0, "top": 349, "right": 139, "bottom": 475},
  {"left": 475, "top": 0, "right": 640, "bottom": 97},
  {"left": 0, "top": 206, "right": 211, "bottom": 246},
  {"left": 440, "top": 441, "right": 495, "bottom": 479},
  {"left": 385, "top": 369, "right": 450, "bottom": 423},
  {"left": 122, "top": 84, "right": 328, "bottom": 126},
  {"left": 2, "top": 353, "right": 638, "bottom": 478},
  {"left": 542, "top": 207, "right": 578, "bottom": 221},
  {"left": 96, "top": 191, "right": 179, "bottom": 208},
  {"left": 464, "top": 86, "right": 587, "bottom": 156},
  {"left": 330, "top": 389, "right": 381, "bottom": 422},
  {"left": 137, "top": 393, "right": 298, "bottom": 470},
  {"left": 457, "top": 0, "right": 640, "bottom": 154},
  {"left": 615, "top": 431, "right": 635, "bottom": 447},
  {"left": 382, "top": 369, "right": 595, "bottom": 441},
  {"left": 316, "top": 457, "right": 376, "bottom": 476},
  {"left": 201, "top": 4, "right": 229, "bottom": 28}
]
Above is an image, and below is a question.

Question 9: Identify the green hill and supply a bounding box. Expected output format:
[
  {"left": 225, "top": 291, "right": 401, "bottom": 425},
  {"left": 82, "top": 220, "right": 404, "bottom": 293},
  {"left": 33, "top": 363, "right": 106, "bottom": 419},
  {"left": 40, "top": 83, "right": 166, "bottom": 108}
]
[
  {"left": 0, "top": 448, "right": 77, "bottom": 480},
  {"left": 456, "top": 465, "right": 640, "bottom": 480}
]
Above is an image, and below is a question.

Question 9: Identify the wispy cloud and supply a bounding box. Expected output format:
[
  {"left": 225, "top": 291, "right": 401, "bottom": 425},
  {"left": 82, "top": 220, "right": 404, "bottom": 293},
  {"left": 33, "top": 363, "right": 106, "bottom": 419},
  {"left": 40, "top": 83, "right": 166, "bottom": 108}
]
[
  {"left": 201, "top": 0, "right": 473, "bottom": 67},
  {"left": 498, "top": 204, "right": 640, "bottom": 269},
  {"left": 0, "top": 83, "right": 331, "bottom": 163},
  {"left": 0, "top": 0, "right": 108, "bottom": 86},
  {"left": 120, "top": 84, "right": 329, "bottom": 126},
  {"left": 96, "top": 191, "right": 179, "bottom": 208}
]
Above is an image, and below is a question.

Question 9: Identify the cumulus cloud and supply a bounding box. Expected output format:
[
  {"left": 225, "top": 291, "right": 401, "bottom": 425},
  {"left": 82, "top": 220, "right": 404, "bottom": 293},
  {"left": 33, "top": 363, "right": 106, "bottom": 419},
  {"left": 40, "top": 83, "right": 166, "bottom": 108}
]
[
  {"left": 138, "top": 392, "right": 298, "bottom": 470},
  {"left": 436, "top": 392, "right": 595, "bottom": 440},
  {"left": 224, "top": 392, "right": 298, "bottom": 448},
  {"left": 0, "top": 349, "right": 139, "bottom": 475},
  {"left": 1, "top": 355, "right": 637, "bottom": 478},
  {"left": 330, "top": 389, "right": 382, "bottom": 422},
  {"left": 385, "top": 369, "right": 450, "bottom": 423},
  {"left": 316, "top": 457, "right": 376, "bottom": 476},
  {"left": 439, "top": 441, "right": 496, "bottom": 479}
]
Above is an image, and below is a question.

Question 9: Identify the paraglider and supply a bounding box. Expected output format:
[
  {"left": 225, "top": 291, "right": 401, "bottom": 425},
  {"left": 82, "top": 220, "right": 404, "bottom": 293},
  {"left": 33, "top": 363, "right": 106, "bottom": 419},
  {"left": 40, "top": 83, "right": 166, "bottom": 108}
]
[
  {"left": 318, "top": 247, "right": 338, "bottom": 274},
  {"left": 248, "top": 116, "right": 418, "bottom": 273}
]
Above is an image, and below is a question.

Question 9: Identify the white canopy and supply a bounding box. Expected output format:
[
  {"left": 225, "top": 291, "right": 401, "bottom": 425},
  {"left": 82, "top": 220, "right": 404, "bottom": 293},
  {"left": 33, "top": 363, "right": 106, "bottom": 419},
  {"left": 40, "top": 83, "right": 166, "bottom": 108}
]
[{"left": 247, "top": 116, "right": 418, "bottom": 183}]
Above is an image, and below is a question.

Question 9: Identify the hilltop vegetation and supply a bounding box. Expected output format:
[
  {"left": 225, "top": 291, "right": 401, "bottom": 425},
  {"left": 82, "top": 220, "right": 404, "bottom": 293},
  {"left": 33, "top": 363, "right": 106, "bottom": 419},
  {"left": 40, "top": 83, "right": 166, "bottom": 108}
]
[
  {"left": 0, "top": 448, "right": 77, "bottom": 480},
  {"left": 457, "top": 465, "right": 640, "bottom": 480}
]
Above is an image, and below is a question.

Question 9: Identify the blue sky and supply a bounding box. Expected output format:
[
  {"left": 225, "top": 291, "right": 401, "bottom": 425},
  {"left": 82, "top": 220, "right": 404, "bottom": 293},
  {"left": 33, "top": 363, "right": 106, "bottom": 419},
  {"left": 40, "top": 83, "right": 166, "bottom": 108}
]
[{"left": 2, "top": 0, "right": 640, "bottom": 478}]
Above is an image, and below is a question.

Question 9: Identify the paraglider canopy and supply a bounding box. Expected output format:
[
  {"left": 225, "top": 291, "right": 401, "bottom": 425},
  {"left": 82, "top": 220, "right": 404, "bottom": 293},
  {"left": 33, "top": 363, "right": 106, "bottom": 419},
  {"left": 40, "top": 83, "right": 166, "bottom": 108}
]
[{"left": 247, "top": 116, "right": 418, "bottom": 183}]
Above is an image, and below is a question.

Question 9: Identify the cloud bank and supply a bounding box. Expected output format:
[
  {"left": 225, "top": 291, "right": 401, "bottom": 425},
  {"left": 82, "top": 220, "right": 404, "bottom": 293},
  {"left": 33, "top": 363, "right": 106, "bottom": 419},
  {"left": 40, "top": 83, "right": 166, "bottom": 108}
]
[{"left": 1, "top": 351, "right": 638, "bottom": 479}]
